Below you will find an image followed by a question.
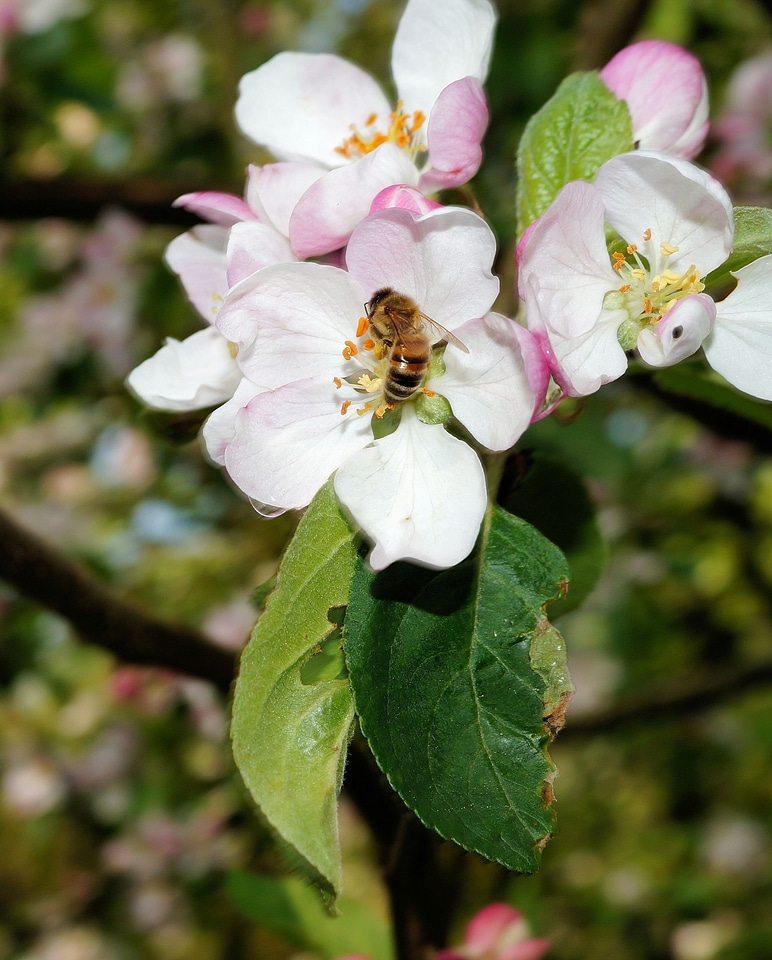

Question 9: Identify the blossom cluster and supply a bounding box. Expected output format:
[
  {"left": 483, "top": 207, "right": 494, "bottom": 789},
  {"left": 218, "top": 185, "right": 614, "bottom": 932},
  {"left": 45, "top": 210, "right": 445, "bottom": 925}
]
[{"left": 127, "top": 0, "right": 772, "bottom": 570}]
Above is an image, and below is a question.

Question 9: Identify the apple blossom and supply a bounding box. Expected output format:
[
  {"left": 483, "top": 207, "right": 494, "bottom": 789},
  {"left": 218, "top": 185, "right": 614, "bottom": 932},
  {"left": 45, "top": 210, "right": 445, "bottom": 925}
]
[
  {"left": 207, "top": 205, "right": 545, "bottom": 570},
  {"left": 600, "top": 40, "right": 709, "bottom": 159},
  {"left": 436, "top": 903, "right": 550, "bottom": 960},
  {"left": 518, "top": 150, "right": 772, "bottom": 401},
  {"left": 126, "top": 163, "right": 317, "bottom": 412},
  {"left": 234, "top": 0, "right": 496, "bottom": 258}
]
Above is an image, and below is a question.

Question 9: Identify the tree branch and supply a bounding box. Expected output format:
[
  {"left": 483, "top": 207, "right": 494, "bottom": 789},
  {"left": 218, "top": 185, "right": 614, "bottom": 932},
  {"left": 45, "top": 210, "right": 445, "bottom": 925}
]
[{"left": 0, "top": 503, "right": 237, "bottom": 692}]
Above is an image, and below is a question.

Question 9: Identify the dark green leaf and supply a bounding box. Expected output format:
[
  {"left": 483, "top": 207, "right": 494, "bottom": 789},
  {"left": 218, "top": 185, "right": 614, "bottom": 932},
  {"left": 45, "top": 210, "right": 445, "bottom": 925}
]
[
  {"left": 651, "top": 367, "right": 772, "bottom": 434},
  {"left": 344, "top": 507, "right": 571, "bottom": 873},
  {"left": 231, "top": 480, "right": 357, "bottom": 903},
  {"left": 498, "top": 451, "right": 607, "bottom": 617},
  {"left": 516, "top": 71, "right": 633, "bottom": 234}
]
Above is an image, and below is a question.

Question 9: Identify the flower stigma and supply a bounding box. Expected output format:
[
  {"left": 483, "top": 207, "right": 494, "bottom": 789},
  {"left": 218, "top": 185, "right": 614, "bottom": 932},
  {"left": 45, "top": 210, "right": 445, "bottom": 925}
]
[
  {"left": 605, "top": 229, "right": 706, "bottom": 350},
  {"left": 335, "top": 101, "right": 426, "bottom": 161}
]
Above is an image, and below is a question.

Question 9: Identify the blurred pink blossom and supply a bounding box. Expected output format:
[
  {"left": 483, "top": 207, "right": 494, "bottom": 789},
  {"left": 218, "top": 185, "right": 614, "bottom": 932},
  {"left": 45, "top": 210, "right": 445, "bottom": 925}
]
[{"left": 437, "top": 904, "right": 550, "bottom": 960}]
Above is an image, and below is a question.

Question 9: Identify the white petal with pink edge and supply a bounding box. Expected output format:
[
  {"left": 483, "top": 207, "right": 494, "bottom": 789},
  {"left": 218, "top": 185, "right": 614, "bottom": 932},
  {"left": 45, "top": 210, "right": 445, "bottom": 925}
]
[
  {"left": 288, "top": 145, "right": 419, "bottom": 259},
  {"left": 235, "top": 52, "right": 391, "bottom": 168},
  {"left": 636, "top": 293, "right": 716, "bottom": 367},
  {"left": 225, "top": 221, "right": 296, "bottom": 287},
  {"left": 216, "top": 261, "right": 366, "bottom": 386},
  {"left": 202, "top": 376, "right": 266, "bottom": 465},
  {"left": 126, "top": 327, "right": 240, "bottom": 412},
  {"left": 594, "top": 152, "right": 734, "bottom": 276},
  {"left": 704, "top": 255, "right": 772, "bottom": 400},
  {"left": 245, "top": 162, "right": 324, "bottom": 238},
  {"left": 345, "top": 206, "right": 498, "bottom": 331},
  {"left": 164, "top": 226, "right": 228, "bottom": 322},
  {"left": 548, "top": 306, "right": 629, "bottom": 397},
  {"left": 391, "top": 0, "right": 496, "bottom": 119},
  {"left": 335, "top": 407, "right": 486, "bottom": 570},
  {"left": 224, "top": 376, "right": 373, "bottom": 510},
  {"left": 439, "top": 313, "right": 538, "bottom": 450},
  {"left": 173, "top": 191, "right": 257, "bottom": 226}
]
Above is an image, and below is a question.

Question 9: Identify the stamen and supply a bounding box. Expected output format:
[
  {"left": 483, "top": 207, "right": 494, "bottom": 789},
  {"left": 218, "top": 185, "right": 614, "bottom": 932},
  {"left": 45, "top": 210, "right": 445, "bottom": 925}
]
[
  {"left": 660, "top": 241, "right": 679, "bottom": 256},
  {"left": 618, "top": 284, "right": 632, "bottom": 293},
  {"left": 644, "top": 297, "right": 653, "bottom": 314},
  {"left": 333, "top": 377, "right": 342, "bottom": 389},
  {"left": 334, "top": 99, "right": 426, "bottom": 159},
  {"left": 342, "top": 340, "right": 359, "bottom": 360},
  {"left": 643, "top": 228, "right": 652, "bottom": 241},
  {"left": 626, "top": 244, "right": 638, "bottom": 255},
  {"left": 362, "top": 338, "right": 375, "bottom": 351},
  {"left": 356, "top": 316, "right": 369, "bottom": 337},
  {"left": 422, "top": 388, "right": 436, "bottom": 397},
  {"left": 340, "top": 400, "right": 352, "bottom": 415}
]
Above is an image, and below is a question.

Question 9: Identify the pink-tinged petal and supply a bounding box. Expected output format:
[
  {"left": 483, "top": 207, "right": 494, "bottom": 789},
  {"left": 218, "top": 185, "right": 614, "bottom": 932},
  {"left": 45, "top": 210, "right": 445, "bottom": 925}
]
[
  {"left": 517, "top": 180, "right": 617, "bottom": 339},
  {"left": 202, "top": 377, "right": 265, "bottom": 465},
  {"left": 126, "top": 327, "right": 241, "bottom": 412},
  {"left": 216, "top": 261, "right": 365, "bottom": 386},
  {"left": 420, "top": 77, "right": 489, "bottom": 192},
  {"left": 636, "top": 293, "right": 715, "bottom": 367},
  {"left": 165, "top": 225, "right": 228, "bottom": 322},
  {"left": 235, "top": 52, "right": 391, "bottom": 167},
  {"left": 548, "top": 306, "right": 629, "bottom": 396},
  {"left": 346, "top": 206, "right": 498, "bottom": 331},
  {"left": 173, "top": 191, "right": 257, "bottom": 226},
  {"left": 465, "top": 904, "right": 526, "bottom": 954},
  {"left": 392, "top": 0, "right": 496, "bottom": 117},
  {"left": 224, "top": 376, "right": 372, "bottom": 510},
  {"left": 594, "top": 152, "right": 733, "bottom": 275},
  {"left": 600, "top": 40, "right": 709, "bottom": 159},
  {"left": 225, "top": 221, "right": 296, "bottom": 287},
  {"left": 335, "top": 408, "right": 486, "bottom": 570},
  {"left": 370, "top": 184, "right": 443, "bottom": 215},
  {"left": 498, "top": 939, "right": 551, "bottom": 960},
  {"left": 438, "top": 313, "right": 537, "bottom": 450},
  {"left": 704, "top": 255, "right": 772, "bottom": 400},
  {"left": 289, "top": 145, "right": 420, "bottom": 259},
  {"left": 245, "top": 162, "right": 324, "bottom": 237}
]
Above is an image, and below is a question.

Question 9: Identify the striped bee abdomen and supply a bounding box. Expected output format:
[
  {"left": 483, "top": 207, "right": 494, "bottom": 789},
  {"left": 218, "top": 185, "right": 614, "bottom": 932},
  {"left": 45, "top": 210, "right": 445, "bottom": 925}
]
[{"left": 383, "top": 342, "right": 430, "bottom": 404}]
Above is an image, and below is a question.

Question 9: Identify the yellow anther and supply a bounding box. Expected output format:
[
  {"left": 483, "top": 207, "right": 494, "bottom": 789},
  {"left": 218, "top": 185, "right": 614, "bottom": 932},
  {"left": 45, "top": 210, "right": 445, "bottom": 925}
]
[
  {"left": 333, "top": 377, "right": 342, "bottom": 389},
  {"left": 660, "top": 241, "right": 679, "bottom": 256},
  {"left": 356, "top": 316, "right": 369, "bottom": 337},
  {"left": 626, "top": 244, "right": 638, "bottom": 255},
  {"left": 643, "top": 228, "right": 652, "bottom": 241},
  {"left": 340, "top": 399, "right": 352, "bottom": 415},
  {"left": 362, "top": 338, "right": 375, "bottom": 351},
  {"left": 342, "top": 340, "right": 359, "bottom": 360}
]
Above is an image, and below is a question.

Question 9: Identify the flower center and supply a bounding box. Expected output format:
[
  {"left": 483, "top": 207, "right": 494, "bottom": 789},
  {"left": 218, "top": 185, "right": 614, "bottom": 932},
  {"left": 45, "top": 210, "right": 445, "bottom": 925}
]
[
  {"left": 606, "top": 229, "right": 705, "bottom": 350},
  {"left": 334, "top": 101, "right": 426, "bottom": 161}
]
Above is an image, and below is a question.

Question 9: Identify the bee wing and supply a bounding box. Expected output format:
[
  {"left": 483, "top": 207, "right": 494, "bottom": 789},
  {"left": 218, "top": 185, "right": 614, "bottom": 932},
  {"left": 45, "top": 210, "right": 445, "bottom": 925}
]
[{"left": 419, "top": 313, "right": 470, "bottom": 353}]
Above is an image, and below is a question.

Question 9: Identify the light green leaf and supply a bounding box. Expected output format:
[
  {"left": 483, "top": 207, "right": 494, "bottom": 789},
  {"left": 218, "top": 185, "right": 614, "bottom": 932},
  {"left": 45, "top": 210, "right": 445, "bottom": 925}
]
[
  {"left": 516, "top": 71, "right": 633, "bottom": 235},
  {"left": 344, "top": 506, "right": 571, "bottom": 873},
  {"left": 227, "top": 871, "right": 393, "bottom": 960},
  {"left": 705, "top": 206, "right": 772, "bottom": 292},
  {"left": 231, "top": 480, "right": 357, "bottom": 903}
]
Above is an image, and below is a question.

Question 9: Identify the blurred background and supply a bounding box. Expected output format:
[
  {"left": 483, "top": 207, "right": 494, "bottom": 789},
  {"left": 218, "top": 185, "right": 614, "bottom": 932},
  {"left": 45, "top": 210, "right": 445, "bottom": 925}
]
[{"left": 2, "top": 0, "right": 772, "bottom": 957}]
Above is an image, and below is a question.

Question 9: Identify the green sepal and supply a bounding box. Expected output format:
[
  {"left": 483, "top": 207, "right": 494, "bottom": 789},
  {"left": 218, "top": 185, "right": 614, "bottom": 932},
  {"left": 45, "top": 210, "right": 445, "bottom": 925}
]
[
  {"left": 230, "top": 480, "right": 357, "bottom": 904},
  {"left": 705, "top": 206, "right": 772, "bottom": 293}
]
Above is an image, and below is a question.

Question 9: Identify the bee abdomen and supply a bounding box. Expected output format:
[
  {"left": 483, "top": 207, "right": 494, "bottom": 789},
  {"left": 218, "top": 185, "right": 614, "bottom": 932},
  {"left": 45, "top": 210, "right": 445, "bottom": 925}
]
[{"left": 384, "top": 348, "right": 429, "bottom": 404}]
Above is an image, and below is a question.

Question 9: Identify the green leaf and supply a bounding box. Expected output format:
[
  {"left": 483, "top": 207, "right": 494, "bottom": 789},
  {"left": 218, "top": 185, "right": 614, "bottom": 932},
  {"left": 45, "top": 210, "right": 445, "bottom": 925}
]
[
  {"left": 498, "top": 451, "right": 607, "bottom": 617},
  {"left": 227, "top": 871, "right": 393, "bottom": 960},
  {"left": 344, "top": 507, "right": 571, "bottom": 873},
  {"left": 705, "top": 206, "right": 772, "bottom": 292},
  {"left": 231, "top": 480, "right": 357, "bottom": 903},
  {"left": 516, "top": 71, "right": 633, "bottom": 235}
]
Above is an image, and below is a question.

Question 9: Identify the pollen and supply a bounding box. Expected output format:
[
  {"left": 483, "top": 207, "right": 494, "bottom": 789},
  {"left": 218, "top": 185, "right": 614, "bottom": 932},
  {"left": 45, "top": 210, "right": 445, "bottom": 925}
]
[
  {"left": 356, "top": 316, "right": 369, "bottom": 337},
  {"left": 660, "top": 241, "right": 680, "bottom": 256},
  {"left": 626, "top": 244, "right": 638, "bottom": 255},
  {"left": 340, "top": 399, "right": 352, "bottom": 415},
  {"left": 334, "top": 100, "right": 426, "bottom": 159},
  {"left": 362, "top": 338, "right": 375, "bottom": 351},
  {"left": 643, "top": 228, "right": 652, "bottom": 241},
  {"left": 342, "top": 340, "right": 359, "bottom": 360},
  {"left": 333, "top": 377, "right": 342, "bottom": 389}
]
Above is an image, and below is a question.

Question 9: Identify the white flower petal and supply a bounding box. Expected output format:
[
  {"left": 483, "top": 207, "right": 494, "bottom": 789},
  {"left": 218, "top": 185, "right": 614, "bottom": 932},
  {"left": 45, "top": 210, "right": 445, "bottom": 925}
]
[
  {"left": 439, "top": 313, "right": 537, "bottom": 450},
  {"left": 420, "top": 77, "right": 489, "bottom": 192},
  {"left": 391, "top": 0, "right": 496, "bottom": 118},
  {"left": 704, "top": 254, "right": 772, "bottom": 400},
  {"left": 225, "top": 221, "right": 296, "bottom": 287},
  {"left": 288, "top": 144, "right": 419, "bottom": 259},
  {"left": 126, "top": 327, "right": 240, "bottom": 412},
  {"left": 594, "top": 152, "right": 734, "bottom": 275},
  {"left": 224, "top": 376, "right": 372, "bottom": 510},
  {"left": 636, "top": 293, "right": 716, "bottom": 367},
  {"left": 164, "top": 226, "right": 228, "bottom": 322},
  {"left": 216, "top": 261, "right": 366, "bottom": 386},
  {"left": 335, "top": 407, "right": 486, "bottom": 570},
  {"left": 345, "top": 206, "right": 498, "bottom": 331},
  {"left": 173, "top": 191, "right": 257, "bottom": 226},
  {"left": 201, "top": 376, "right": 265, "bottom": 465},
  {"left": 235, "top": 52, "right": 391, "bottom": 167},
  {"left": 548, "top": 305, "right": 629, "bottom": 397},
  {"left": 245, "top": 162, "right": 324, "bottom": 238}
]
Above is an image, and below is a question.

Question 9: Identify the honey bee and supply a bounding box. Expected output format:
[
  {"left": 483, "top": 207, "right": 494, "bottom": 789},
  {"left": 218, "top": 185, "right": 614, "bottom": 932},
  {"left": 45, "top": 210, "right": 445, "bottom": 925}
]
[{"left": 365, "top": 287, "right": 468, "bottom": 406}]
